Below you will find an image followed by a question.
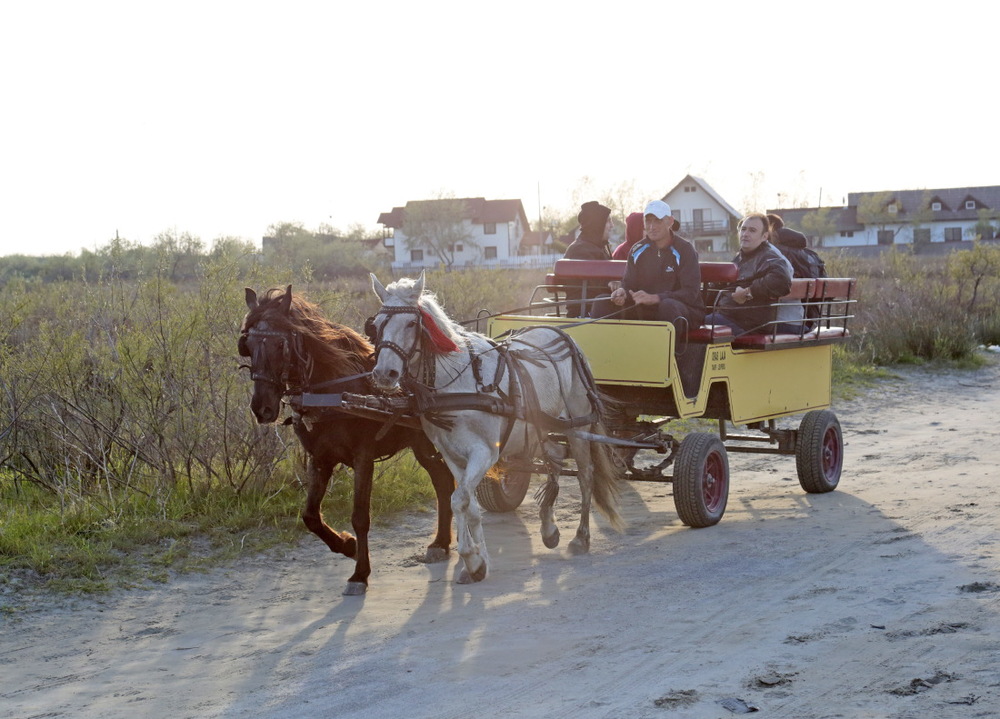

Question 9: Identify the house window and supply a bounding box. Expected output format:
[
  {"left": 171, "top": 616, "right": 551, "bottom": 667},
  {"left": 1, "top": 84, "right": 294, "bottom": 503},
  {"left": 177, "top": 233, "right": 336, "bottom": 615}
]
[
  {"left": 695, "top": 240, "right": 713, "bottom": 253},
  {"left": 693, "top": 208, "right": 707, "bottom": 230},
  {"left": 877, "top": 230, "right": 895, "bottom": 245},
  {"left": 684, "top": 185, "right": 696, "bottom": 192},
  {"left": 483, "top": 222, "right": 497, "bottom": 234},
  {"left": 931, "top": 202, "right": 942, "bottom": 211},
  {"left": 839, "top": 230, "right": 854, "bottom": 238},
  {"left": 447, "top": 243, "right": 464, "bottom": 253},
  {"left": 484, "top": 246, "right": 497, "bottom": 259},
  {"left": 913, "top": 228, "right": 931, "bottom": 244},
  {"left": 887, "top": 203, "right": 898, "bottom": 214},
  {"left": 965, "top": 200, "right": 976, "bottom": 210},
  {"left": 410, "top": 249, "right": 424, "bottom": 262},
  {"left": 944, "top": 227, "right": 963, "bottom": 242}
]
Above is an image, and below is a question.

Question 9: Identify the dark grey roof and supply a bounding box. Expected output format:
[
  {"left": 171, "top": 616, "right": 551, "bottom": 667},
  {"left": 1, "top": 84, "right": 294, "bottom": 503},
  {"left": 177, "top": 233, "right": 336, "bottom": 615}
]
[
  {"left": 766, "top": 206, "right": 864, "bottom": 233},
  {"left": 846, "top": 185, "right": 1000, "bottom": 222},
  {"left": 769, "top": 184, "right": 1000, "bottom": 235}
]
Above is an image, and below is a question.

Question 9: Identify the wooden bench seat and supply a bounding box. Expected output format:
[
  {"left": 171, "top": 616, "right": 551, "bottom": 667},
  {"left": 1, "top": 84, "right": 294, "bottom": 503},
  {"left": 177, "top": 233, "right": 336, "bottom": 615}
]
[
  {"left": 732, "top": 327, "right": 851, "bottom": 349},
  {"left": 687, "top": 325, "right": 734, "bottom": 342}
]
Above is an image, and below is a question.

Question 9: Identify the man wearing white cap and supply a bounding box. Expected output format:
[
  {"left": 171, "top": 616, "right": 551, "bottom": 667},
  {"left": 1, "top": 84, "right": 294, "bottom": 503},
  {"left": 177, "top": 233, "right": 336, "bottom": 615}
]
[{"left": 602, "top": 200, "right": 704, "bottom": 329}]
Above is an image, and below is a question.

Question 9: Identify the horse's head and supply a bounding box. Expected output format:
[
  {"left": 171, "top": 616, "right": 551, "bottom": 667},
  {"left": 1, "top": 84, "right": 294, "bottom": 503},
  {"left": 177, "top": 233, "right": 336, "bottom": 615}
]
[
  {"left": 369, "top": 271, "right": 461, "bottom": 391},
  {"left": 240, "top": 286, "right": 299, "bottom": 424},
  {"left": 369, "top": 273, "right": 425, "bottom": 391}
]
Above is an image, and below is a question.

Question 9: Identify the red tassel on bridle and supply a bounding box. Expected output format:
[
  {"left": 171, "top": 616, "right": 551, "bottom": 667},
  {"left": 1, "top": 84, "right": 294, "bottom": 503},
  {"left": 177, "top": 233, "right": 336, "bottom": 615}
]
[{"left": 420, "top": 309, "right": 460, "bottom": 354}]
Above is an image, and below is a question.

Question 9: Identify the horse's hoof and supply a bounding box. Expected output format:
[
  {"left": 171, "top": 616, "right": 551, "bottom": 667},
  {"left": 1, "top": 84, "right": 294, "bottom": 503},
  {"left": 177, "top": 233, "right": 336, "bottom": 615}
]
[
  {"left": 424, "top": 546, "right": 450, "bottom": 563},
  {"left": 568, "top": 537, "right": 590, "bottom": 555},
  {"left": 343, "top": 581, "right": 368, "bottom": 596},
  {"left": 457, "top": 564, "right": 487, "bottom": 584},
  {"left": 343, "top": 536, "right": 358, "bottom": 559},
  {"left": 542, "top": 528, "right": 560, "bottom": 549}
]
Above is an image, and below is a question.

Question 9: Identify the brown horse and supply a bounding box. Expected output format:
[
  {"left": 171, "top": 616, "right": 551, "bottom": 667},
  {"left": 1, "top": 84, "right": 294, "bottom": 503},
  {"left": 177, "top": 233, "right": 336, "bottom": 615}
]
[{"left": 239, "top": 286, "right": 454, "bottom": 595}]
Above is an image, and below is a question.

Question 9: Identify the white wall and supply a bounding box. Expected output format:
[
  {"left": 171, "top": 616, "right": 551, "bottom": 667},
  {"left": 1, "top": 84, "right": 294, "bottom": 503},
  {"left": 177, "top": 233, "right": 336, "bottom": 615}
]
[
  {"left": 664, "top": 184, "right": 731, "bottom": 252},
  {"left": 821, "top": 221, "right": 979, "bottom": 248},
  {"left": 665, "top": 185, "right": 714, "bottom": 225},
  {"left": 392, "top": 217, "right": 524, "bottom": 267}
]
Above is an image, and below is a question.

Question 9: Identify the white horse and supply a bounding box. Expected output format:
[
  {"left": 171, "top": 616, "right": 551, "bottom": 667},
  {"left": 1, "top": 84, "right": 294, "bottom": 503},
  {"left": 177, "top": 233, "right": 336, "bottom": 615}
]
[{"left": 369, "top": 272, "right": 623, "bottom": 584}]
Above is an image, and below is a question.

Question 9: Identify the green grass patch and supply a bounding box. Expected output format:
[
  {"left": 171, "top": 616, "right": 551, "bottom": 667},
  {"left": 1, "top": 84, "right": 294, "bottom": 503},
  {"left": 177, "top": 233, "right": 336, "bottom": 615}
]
[
  {"left": 0, "top": 449, "right": 435, "bottom": 604},
  {"left": 831, "top": 345, "right": 895, "bottom": 399}
]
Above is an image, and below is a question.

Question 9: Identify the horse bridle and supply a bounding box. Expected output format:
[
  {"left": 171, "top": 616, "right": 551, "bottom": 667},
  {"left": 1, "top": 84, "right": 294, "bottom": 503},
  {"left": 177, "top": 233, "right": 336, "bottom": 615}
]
[
  {"left": 372, "top": 305, "right": 425, "bottom": 377},
  {"left": 242, "top": 324, "right": 374, "bottom": 397},
  {"left": 240, "top": 326, "right": 307, "bottom": 390}
]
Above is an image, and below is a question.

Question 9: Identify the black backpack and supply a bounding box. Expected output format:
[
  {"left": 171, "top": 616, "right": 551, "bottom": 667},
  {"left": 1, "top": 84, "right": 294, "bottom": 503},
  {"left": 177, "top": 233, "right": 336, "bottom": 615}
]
[
  {"left": 775, "top": 228, "right": 827, "bottom": 279},
  {"left": 791, "top": 246, "right": 827, "bottom": 279},
  {"left": 775, "top": 228, "right": 828, "bottom": 328}
]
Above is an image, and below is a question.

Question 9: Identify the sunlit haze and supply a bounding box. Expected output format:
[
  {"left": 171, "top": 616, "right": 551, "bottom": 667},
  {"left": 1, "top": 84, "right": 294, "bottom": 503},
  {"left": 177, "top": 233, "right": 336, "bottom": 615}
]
[{"left": 1, "top": 0, "right": 995, "bottom": 256}]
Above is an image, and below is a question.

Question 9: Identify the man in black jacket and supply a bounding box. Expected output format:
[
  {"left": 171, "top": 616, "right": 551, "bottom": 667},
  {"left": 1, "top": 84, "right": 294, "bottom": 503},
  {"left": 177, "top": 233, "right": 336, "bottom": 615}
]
[
  {"left": 705, "top": 213, "right": 792, "bottom": 333},
  {"left": 598, "top": 200, "right": 704, "bottom": 330}
]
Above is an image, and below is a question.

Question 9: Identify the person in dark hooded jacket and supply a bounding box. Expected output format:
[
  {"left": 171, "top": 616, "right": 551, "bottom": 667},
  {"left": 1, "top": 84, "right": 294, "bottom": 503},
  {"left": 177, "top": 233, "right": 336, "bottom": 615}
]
[
  {"left": 563, "top": 201, "right": 613, "bottom": 260},
  {"left": 562, "top": 201, "right": 613, "bottom": 316}
]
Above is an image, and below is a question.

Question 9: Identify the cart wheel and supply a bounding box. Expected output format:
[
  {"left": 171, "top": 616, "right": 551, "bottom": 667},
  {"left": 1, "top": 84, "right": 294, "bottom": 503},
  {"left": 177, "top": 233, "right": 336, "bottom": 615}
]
[
  {"left": 796, "top": 410, "right": 843, "bottom": 493},
  {"left": 476, "top": 467, "right": 531, "bottom": 513},
  {"left": 673, "top": 433, "right": 729, "bottom": 528}
]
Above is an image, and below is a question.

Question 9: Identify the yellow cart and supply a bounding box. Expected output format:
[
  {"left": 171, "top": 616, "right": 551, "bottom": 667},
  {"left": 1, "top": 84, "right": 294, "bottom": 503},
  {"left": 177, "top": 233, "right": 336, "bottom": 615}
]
[{"left": 475, "top": 259, "right": 856, "bottom": 529}]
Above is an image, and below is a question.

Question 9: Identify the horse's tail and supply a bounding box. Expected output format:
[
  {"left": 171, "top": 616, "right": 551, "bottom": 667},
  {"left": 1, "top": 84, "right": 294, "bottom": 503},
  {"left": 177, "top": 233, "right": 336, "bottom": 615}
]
[
  {"left": 589, "top": 420, "right": 625, "bottom": 531},
  {"left": 572, "top": 349, "right": 625, "bottom": 532}
]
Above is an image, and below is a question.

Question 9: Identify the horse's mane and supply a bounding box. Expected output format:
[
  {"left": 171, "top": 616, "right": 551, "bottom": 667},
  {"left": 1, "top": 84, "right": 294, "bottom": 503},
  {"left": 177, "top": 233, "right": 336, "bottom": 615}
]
[
  {"left": 244, "top": 288, "right": 374, "bottom": 376},
  {"left": 384, "top": 277, "right": 463, "bottom": 345}
]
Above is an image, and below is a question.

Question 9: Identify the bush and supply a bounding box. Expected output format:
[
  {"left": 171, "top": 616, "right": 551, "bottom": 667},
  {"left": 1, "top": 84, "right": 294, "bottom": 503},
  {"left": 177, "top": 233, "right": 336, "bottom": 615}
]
[{"left": 832, "top": 249, "right": 982, "bottom": 365}]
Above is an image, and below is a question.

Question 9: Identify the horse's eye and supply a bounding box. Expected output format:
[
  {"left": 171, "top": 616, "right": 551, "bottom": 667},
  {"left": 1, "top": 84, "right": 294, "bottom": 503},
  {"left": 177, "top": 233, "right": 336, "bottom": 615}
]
[{"left": 363, "top": 316, "right": 377, "bottom": 341}]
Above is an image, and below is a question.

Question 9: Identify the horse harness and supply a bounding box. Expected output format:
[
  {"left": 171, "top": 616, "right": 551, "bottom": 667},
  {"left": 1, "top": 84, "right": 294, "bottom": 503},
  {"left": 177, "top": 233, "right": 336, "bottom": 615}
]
[{"left": 371, "top": 305, "right": 600, "bottom": 460}]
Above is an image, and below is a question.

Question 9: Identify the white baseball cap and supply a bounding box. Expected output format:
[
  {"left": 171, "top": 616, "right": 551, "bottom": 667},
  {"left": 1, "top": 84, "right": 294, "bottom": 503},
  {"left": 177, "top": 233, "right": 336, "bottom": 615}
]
[{"left": 644, "top": 200, "right": 681, "bottom": 230}]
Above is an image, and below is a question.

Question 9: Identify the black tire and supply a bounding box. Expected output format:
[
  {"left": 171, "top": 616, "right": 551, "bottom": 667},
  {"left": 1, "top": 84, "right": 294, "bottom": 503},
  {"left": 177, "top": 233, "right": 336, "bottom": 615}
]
[
  {"left": 796, "top": 409, "right": 843, "bottom": 493},
  {"left": 673, "top": 433, "right": 729, "bottom": 528},
  {"left": 476, "top": 467, "right": 531, "bottom": 513}
]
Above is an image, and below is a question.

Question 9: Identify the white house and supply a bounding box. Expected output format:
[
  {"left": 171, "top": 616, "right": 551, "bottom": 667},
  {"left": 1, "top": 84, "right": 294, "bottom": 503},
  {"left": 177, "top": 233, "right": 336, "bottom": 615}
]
[
  {"left": 378, "top": 197, "right": 530, "bottom": 271},
  {"left": 661, "top": 175, "right": 742, "bottom": 253},
  {"left": 769, "top": 185, "right": 1000, "bottom": 249}
]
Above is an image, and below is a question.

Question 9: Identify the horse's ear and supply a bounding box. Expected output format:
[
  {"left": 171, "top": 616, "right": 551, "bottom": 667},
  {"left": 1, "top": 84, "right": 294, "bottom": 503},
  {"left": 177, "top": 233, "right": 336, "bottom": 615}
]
[
  {"left": 279, "top": 285, "right": 292, "bottom": 314},
  {"left": 371, "top": 273, "right": 388, "bottom": 303},
  {"left": 415, "top": 270, "right": 426, "bottom": 296},
  {"left": 245, "top": 288, "right": 258, "bottom": 310}
]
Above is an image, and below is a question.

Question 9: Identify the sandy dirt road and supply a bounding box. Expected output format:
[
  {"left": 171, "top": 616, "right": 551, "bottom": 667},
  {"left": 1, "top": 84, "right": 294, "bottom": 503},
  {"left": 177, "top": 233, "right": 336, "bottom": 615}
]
[{"left": 2, "top": 359, "right": 1000, "bottom": 719}]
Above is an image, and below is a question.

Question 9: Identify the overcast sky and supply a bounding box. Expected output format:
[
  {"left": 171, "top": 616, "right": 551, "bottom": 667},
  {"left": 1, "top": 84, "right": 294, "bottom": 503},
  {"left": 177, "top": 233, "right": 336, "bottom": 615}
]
[{"left": 1, "top": 0, "right": 995, "bottom": 256}]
